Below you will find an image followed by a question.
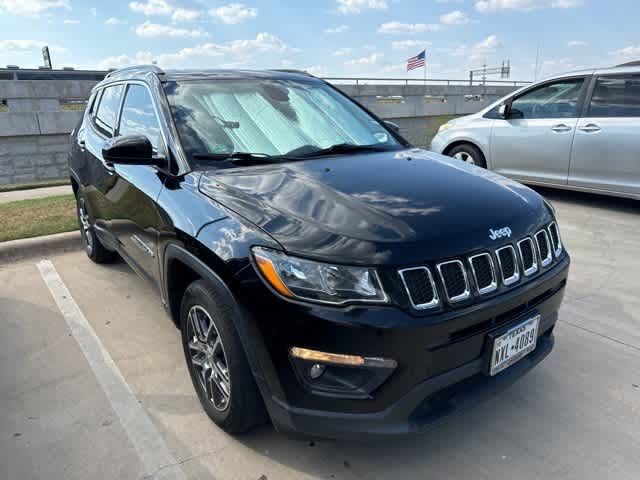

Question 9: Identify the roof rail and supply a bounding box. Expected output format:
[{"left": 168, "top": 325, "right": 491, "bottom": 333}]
[
  {"left": 271, "top": 68, "right": 316, "bottom": 77},
  {"left": 105, "top": 64, "right": 164, "bottom": 79}
]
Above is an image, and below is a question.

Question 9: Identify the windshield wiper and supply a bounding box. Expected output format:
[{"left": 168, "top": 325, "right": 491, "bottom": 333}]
[
  {"left": 191, "top": 152, "right": 285, "bottom": 164},
  {"left": 286, "top": 143, "right": 390, "bottom": 158}
]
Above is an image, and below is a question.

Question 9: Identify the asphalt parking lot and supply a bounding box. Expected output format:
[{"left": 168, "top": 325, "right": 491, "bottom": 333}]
[{"left": 1, "top": 187, "right": 640, "bottom": 480}]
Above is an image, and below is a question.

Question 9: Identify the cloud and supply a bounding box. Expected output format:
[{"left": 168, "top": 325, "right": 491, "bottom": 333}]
[
  {"left": 333, "top": 47, "right": 353, "bottom": 56},
  {"left": 105, "top": 17, "right": 128, "bottom": 25},
  {"left": 567, "top": 40, "right": 587, "bottom": 47},
  {"left": 99, "top": 33, "right": 290, "bottom": 70},
  {"left": 324, "top": 25, "right": 349, "bottom": 34},
  {"left": 63, "top": 18, "right": 79, "bottom": 24},
  {"left": 129, "top": 0, "right": 172, "bottom": 16},
  {"left": 440, "top": 10, "right": 470, "bottom": 24},
  {"left": 470, "top": 34, "right": 500, "bottom": 59},
  {"left": 345, "top": 52, "right": 383, "bottom": 65},
  {"left": 475, "top": 0, "right": 582, "bottom": 12},
  {"left": 378, "top": 21, "right": 441, "bottom": 34},
  {"left": 391, "top": 40, "right": 432, "bottom": 49},
  {"left": 171, "top": 8, "right": 201, "bottom": 22},
  {"left": 614, "top": 45, "right": 640, "bottom": 60},
  {"left": 90, "top": 7, "right": 97, "bottom": 16},
  {"left": 210, "top": 3, "right": 257, "bottom": 24},
  {"left": 0, "top": 39, "right": 66, "bottom": 54},
  {"left": 135, "top": 21, "right": 207, "bottom": 38},
  {"left": 0, "top": 0, "right": 69, "bottom": 15},
  {"left": 336, "top": 0, "right": 387, "bottom": 14},
  {"left": 305, "top": 65, "right": 328, "bottom": 76}
]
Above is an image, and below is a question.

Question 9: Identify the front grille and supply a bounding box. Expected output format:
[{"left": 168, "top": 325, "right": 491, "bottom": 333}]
[
  {"left": 517, "top": 238, "right": 538, "bottom": 276},
  {"left": 469, "top": 253, "right": 497, "bottom": 294},
  {"left": 437, "top": 260, "right": 470, "bottom": 302},
  {"left": 548, "top": 222, "right": 562, "bottom": 257},
  {"left": 398, "top": 222, "right": 562, "bottom": 311},
  {"left": 399, "top": 267, "right": 438, "bottom": 309},
  {"left": 535, "top": 230, "right": 553, "bottom": 267}
]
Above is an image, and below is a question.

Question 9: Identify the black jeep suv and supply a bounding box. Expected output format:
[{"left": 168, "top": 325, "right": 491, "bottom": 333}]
[{"left": 68, "top": 66, "right": 569, "bottom": 439}]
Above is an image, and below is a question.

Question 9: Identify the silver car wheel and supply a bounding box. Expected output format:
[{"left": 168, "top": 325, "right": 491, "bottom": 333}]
[
  {"left": 187, "top": 305, "right": 231, "bottom": 412},
  {"left": 78, "top": 199, "right": 94, "bottom": 254},
  {"left": 453, "top": 151, "right": 476, "bottom": 165}
]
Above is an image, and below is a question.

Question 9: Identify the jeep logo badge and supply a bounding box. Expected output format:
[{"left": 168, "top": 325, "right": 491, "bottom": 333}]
[{"left": 489, "top": 227, "right": 512, "bottom": 240}]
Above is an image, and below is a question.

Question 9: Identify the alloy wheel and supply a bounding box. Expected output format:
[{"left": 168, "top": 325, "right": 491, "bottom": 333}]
[
  {"left": 453, "top": 151, "right": 476, "bottom": 165},
  {"left": 78, "top": 199, "right": 94, "bottom": 254},
  {"left": 186, "top": 305, "right": 231, "bottom": 411}
]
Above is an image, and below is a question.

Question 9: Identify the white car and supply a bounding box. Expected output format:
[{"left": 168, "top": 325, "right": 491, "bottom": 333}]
[{"left": 430, "top": 63, "right": 640, "bottom": 200}]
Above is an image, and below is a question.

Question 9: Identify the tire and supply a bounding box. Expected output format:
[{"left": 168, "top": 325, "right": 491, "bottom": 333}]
[
  {"left": 75, "top": 193, "right": 117, "bottom": 263},
  {"left": 180, "top": 279, "right": 267, "bottom": 434},
  {"left": 447, "top": 143, "right": 487, "bottom": 168}
]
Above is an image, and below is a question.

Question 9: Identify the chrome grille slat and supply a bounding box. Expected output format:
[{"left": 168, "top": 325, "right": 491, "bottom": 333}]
[
  {"left": 548, "top": 222, "right": 562, "bottom": 257},
  {"left": 517, "top": 237, "right": 538, "bottom": 277},
  {"left": 468, "top": 253, "right": 497, "bottom": 295},
  {"left": 535, "top": 230, "right": 553, "bottom": 267},
  {"left": 398, "top": 267, "right": 439, "bottom": 310},
  {"left": 496, "top": 245, "right": 520, "bottom": 286},
  {"left": 437, "top": 260, "right": 470, "bottom": 303}
]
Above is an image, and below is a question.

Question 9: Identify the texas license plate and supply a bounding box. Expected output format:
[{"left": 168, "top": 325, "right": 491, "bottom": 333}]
[{"left": 490, "top": 315, "right": 540, "bottom": 376}]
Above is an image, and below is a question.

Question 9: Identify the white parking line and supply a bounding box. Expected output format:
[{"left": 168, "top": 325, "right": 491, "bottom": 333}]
[{"left": 37, "top": 260, "right": 187, "bottom": 480}]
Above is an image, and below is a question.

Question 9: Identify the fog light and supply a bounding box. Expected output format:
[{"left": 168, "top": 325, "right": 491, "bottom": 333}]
[{"left": 309, "top": 363, "right": 326, "bottom": 379}]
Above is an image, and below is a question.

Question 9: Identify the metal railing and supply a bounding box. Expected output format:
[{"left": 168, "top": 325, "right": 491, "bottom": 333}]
[{"left": 322, "top": 76, "right": 531, "bottom": 87}]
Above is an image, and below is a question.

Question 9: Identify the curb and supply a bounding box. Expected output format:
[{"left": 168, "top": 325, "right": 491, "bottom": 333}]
[{"left": 0, "top": 231, "right": 82, "bottom": 264}]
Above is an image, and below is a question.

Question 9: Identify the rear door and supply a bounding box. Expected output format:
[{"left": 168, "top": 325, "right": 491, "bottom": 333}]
[
  {"left": 109, "top": 82, "right": 166, "bottom": 286},
  {"left": 490, "top": 77, "right": 587, "bottom": 185},
  {"left": 569, "top": 73, "right": 640, "bottom": 197}
]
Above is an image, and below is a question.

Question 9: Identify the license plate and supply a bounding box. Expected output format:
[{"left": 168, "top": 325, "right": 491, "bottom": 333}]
[{"left": 490, "top": 315, "right": 540, "bottom": 376}]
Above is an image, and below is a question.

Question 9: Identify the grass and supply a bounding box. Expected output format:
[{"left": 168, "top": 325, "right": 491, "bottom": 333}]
[
  {"left": 0, "top": 194, "right": 78, "bottom": 242},
  {"left": 0, "top": 179, "right": 70, "bottom": 193}
]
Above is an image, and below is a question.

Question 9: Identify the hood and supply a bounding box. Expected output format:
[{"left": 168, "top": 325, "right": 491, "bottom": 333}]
[{"left": 199, "top": 149, "right": 552, "bottom": 266}]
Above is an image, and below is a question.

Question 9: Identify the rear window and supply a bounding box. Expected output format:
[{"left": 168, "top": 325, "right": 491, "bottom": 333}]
[
  {"left": 94, "top": 84, "right": 124, "bottom": 136},
  {"left": 588, "top": 75, "right": 640, "bottom": 118}
]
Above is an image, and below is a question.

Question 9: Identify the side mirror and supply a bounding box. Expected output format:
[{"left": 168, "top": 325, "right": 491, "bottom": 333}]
[
  {"left": 384, "top": 120, "right": 401, "bottom": 133},
  {"left": 102, "top": 135, "right": 164, "bottom": 166},
  {"left": 498, "top": 101, "right": 512, "bottom": 119}
]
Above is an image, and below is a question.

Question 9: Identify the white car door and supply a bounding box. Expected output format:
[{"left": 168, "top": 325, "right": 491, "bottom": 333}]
[
  {"left": 490, "top": 77, "right": 588, "bottom": 185},
  {"left": 569, "top": 74, "right": 640, "bottom": 197}
]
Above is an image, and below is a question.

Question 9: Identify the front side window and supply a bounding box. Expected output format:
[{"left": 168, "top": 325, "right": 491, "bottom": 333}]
[
  {"left": 94, "top": 84, "right": 124, "bottom": 136},
  {"left": 588, "top": 75, "right": 640, "bottom": 118},
  {"left": 163, "top": 78, "right": 401, "bottom": 164},
  {"left": 509, "top": 78, "right": 585, "bottom": 119},
  {"left": 118, "top": 84, "right": 163, "bottom": 152}
]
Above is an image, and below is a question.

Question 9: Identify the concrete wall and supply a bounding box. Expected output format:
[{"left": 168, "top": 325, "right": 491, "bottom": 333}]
[
  {"left": 0, "top": 73, "right": 520, "bottom": 186},
  {"left": 335, "top": 84, "right": 519, "bottom": 146},
  {"left": 0, "top": 77, "right": 98, "bottom": 186}
]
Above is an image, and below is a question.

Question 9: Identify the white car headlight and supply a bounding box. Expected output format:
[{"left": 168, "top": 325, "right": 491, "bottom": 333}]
[
  {"left": 437, "top": 122, "right": 453, "bottom": 133},
  {"left": 252, "top": 247, "right": 388, "bottom": 305}
]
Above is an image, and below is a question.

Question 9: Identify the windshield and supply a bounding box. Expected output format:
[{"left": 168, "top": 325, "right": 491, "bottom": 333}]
[{"left": 163, "top": 78, "right": 401, "bottom": 164}]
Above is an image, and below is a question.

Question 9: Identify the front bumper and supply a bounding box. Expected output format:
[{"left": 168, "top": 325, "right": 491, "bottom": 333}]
[{"left": 235, "top": 256, "right": 568, "bottom": 439}]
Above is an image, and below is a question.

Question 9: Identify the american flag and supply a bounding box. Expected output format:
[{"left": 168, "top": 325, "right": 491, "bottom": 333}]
[{"left": 406, "top": 50, "right": 426, "bottom": 71}]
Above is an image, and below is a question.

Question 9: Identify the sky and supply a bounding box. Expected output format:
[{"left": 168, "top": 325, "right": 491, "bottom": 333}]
[{"left": 1, "top": 0, "right": 639, "bottom": 81}]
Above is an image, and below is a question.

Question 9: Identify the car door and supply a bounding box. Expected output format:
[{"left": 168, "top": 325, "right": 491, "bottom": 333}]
[
  {"left": 109, "top": 82, "right": 167, "bottom": 286},
  {"left": 83, "top": 83, "right": 125, "bottom": 249},
  {"left": 569, "top": 73, "right": 640, "bottom": 197},
  {"left": 490, "top": 76, "right": 588, "bottom": 185}
]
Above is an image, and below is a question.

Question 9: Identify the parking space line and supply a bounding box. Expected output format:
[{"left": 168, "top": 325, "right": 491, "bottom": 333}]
[{"left": 37, "top": 260, "right": 187, "bottom": 480}]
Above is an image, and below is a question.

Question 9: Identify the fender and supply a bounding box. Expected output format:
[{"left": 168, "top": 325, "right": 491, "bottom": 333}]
[{"left": 162, "top": 243, "right": 284, "bottom": 406}]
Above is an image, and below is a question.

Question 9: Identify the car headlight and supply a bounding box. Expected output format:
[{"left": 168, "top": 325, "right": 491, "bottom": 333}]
[
  {"left": 437, "top": 122, "right": 453, "bottom": 133},
  {"left": 252, "top": 247, "right": 388, "bottom": 305}
]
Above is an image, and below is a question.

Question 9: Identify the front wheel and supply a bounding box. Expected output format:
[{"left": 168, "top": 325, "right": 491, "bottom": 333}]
[
  {"left": 180, "top": 279, "right": 267, "bottom": 434},
  {"left": 447, "top": 143, "right": 487, "bottom": 168}
]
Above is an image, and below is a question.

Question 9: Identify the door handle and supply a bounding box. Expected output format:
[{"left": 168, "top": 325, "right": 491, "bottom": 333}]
[
  {"left": 551, "top": 124, "right": 572, "bottom": 133},
  {"left": 579, "top": 123, "right": 601, "bottom": 133}
]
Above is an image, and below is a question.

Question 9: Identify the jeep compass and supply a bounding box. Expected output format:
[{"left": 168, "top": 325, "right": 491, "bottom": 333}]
[{"left": 68, "top": 66, "right": 569, "bottom": 439}]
